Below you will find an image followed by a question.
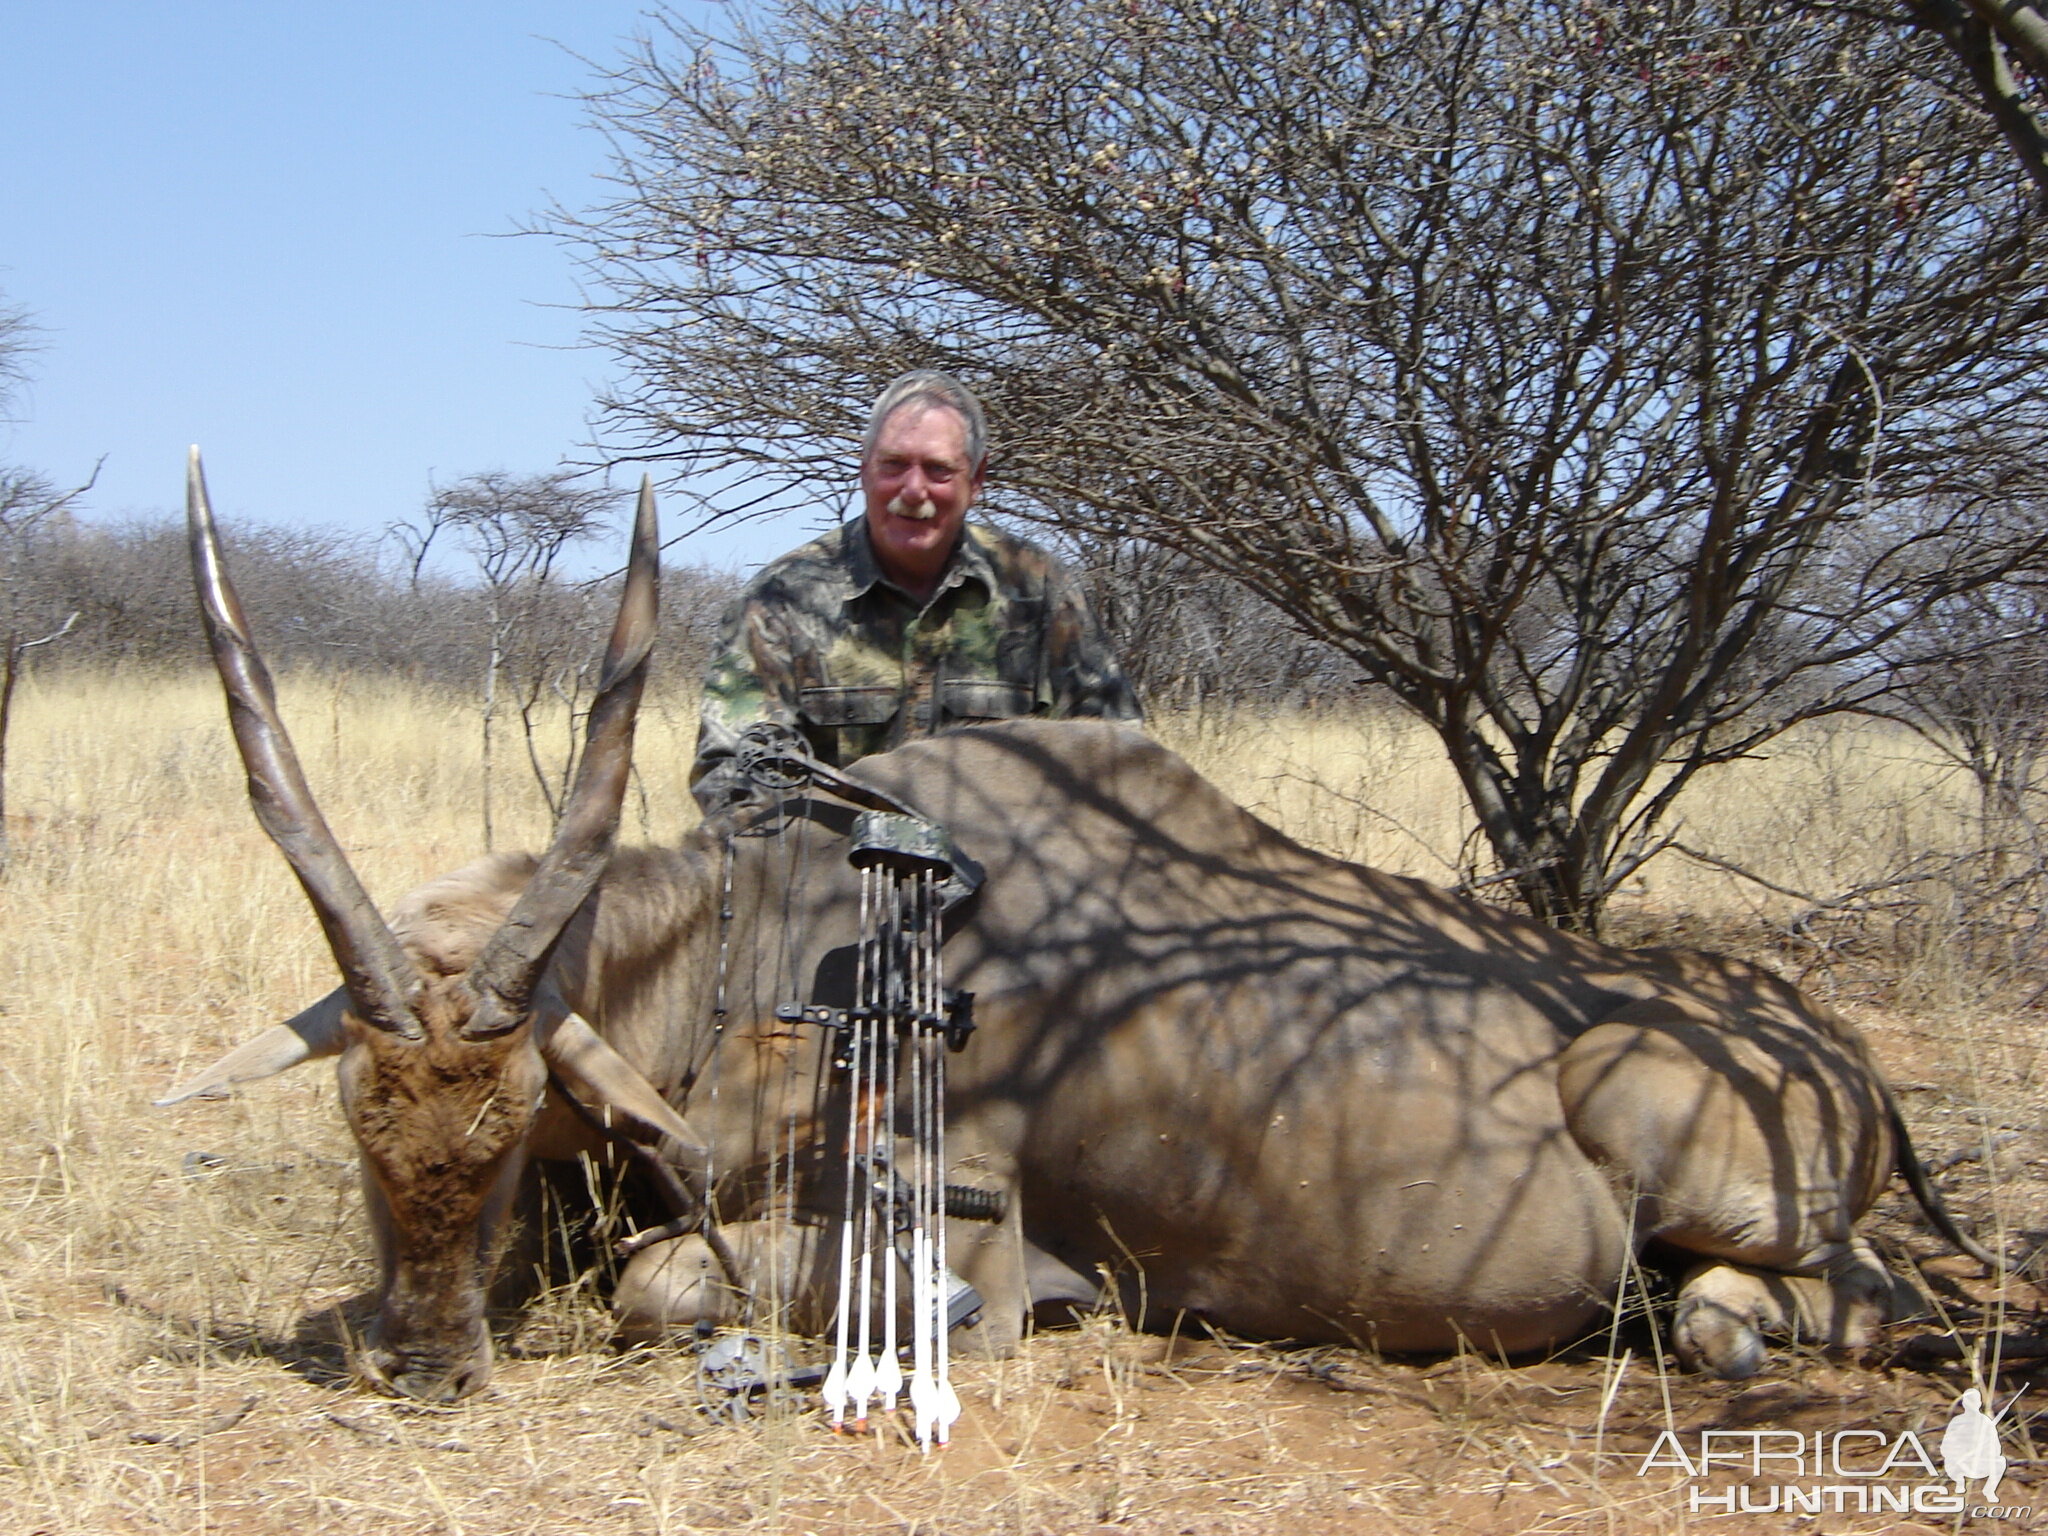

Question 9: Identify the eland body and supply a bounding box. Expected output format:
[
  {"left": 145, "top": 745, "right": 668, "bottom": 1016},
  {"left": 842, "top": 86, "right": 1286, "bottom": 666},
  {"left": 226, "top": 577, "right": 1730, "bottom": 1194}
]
[{"left": 169, "top": 460, "right": 1984, "bottom": 1400}]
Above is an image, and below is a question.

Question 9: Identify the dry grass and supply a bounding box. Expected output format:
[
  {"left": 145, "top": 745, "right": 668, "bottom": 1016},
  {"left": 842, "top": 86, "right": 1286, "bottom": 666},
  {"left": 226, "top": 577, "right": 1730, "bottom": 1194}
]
[
  {"left": 1, "top": 669, "right": 2042, "bottom": 1534},
  {"left": 1151, "top": 705, "right": 1985, "bottom": 915}
]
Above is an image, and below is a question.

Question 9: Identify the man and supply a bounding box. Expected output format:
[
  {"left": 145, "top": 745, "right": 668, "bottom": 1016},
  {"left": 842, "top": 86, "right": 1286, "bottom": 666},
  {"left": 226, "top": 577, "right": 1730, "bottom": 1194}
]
[{"left": 691, "top": 371, "right": 1141, "bottom": 812}]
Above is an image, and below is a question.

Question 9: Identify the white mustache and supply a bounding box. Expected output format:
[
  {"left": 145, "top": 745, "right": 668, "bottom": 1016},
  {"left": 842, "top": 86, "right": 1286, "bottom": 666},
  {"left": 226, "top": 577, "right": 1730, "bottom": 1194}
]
[{"left": 887, "top": 494, "right": 938, "bottom": 522}]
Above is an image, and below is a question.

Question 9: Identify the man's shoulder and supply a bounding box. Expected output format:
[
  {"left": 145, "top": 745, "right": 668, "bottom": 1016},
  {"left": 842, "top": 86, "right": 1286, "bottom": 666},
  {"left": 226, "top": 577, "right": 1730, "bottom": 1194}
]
[
  {"left": 960, "top": 521, "right": 1065, "bottom": 590},
  {"left": 744, "top": 525, "right": 859, "bottom": 600}
]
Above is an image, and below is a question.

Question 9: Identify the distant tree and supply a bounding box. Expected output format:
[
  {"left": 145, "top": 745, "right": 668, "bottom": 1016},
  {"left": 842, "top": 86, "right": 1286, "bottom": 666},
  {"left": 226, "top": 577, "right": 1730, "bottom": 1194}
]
[
  {"left": 0, "top": 469, "right": 89, "bottom": 868},
  {"left": 1069, "top": 537, "right": 1363, "bottom": 712},
  {"left": 0, "top": 501, "right": 736, "bottom": 693},
  {"left": 557, "top": 0, "right": 2048, "bottom": 930},
  {"left": 1885, "top": 579, "right": 2048, "bottom": 841},
  {"left": 1853, "top": 562, "right": 2048, "bottom": 983},
  {"left": 395, "top": 470, "right": 617, "bottom": 846},
  {"left": 0, "top": 299, "right": 92, "bottom": 868}
]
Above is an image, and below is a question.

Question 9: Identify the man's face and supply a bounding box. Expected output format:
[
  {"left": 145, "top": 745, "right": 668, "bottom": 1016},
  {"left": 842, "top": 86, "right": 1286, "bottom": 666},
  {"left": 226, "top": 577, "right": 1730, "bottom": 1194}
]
[{"left": 859, "top": 403, "right": 984, "bottom": 590}]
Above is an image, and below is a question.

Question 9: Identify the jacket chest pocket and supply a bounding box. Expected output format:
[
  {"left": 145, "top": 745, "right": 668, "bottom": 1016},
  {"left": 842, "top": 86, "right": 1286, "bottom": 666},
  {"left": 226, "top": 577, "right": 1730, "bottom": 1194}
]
[
  {"left": 799, "top": 685, "right": 901, "bottom": 728},
  {"left": 939, "top": 679, "right": 1035, "bottom": 723}
]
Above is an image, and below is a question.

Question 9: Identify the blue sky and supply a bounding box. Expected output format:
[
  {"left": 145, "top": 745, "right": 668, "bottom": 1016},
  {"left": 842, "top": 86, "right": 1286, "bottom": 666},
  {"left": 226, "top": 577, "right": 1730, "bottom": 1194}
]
[{"left": 0, "top": 1, "right": 803, "bottom": 574}]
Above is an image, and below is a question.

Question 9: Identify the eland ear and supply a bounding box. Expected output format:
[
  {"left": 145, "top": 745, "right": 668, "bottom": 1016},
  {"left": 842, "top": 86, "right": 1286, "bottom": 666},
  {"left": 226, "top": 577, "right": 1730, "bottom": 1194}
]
[
  {"left": 537, "top": 1010, "right": 711, "bottom": 1167},
  {"left": 155, "top": 988, "right": 350, "bottom": 1105}
]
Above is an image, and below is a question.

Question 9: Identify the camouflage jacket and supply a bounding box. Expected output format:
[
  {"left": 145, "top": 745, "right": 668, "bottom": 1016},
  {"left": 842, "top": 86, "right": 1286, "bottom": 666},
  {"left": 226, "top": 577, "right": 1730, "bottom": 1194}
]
[{"left": 692, "top": 520, "right": 1142, "bottom": 811}]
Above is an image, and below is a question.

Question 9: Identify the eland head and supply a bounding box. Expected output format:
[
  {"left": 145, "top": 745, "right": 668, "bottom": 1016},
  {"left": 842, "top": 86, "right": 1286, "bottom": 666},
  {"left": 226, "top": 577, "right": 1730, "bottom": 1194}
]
[{"left": 160, "top": 452, "right": 706, "bottom": 1402}]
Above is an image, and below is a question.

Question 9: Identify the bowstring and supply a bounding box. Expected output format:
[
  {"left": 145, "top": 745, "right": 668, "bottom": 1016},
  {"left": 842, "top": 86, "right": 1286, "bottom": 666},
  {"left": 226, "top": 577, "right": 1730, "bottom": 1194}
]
[
  {"left": 763, "top": 781, "right": 816, "bottom": 1372},
  {"left": 698, "top": 833, "right": 735, "bottom": 1248}
]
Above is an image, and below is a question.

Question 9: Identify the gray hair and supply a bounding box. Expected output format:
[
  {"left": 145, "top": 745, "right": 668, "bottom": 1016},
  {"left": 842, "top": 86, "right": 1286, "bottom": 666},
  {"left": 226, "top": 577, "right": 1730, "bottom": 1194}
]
[{"left": 861, "top": 371, "right": 989, "bottom": 467}]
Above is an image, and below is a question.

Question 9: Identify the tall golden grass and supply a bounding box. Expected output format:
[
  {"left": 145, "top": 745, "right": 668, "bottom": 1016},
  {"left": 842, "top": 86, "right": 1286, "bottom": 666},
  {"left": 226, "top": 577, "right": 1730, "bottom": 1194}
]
[
  {"left": 1153, "top": 702, "right": 1984, "bottom": 919},
  {"left": 0, "top": 667, "right": 2028, "bottom": 1535}
]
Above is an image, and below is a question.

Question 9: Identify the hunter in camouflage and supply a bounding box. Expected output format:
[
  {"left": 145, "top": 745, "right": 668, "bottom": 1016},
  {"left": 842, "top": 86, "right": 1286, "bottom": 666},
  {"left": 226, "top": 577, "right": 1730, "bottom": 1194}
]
[{"left": 691, "top": 372, "right": 1141, "bottom": 812}]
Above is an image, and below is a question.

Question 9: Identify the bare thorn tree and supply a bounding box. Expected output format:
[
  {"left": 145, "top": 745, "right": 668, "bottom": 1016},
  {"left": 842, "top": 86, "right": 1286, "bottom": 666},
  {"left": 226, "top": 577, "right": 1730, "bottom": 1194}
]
[
  {"left": 554, "top": 0, "right": 2048, "bottom": 932},
  {"left": 1884, "top": 0, "right": 2048, "bottom": 199},
  {"left": 394, "top": 470, "right": 616, "bottom": 847}
]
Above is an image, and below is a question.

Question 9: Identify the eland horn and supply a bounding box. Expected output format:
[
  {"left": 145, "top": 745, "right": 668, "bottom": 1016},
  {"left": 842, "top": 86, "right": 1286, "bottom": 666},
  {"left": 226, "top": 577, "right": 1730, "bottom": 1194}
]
[
  {"left": 461, "top": 477, "right": 659, "bottom": 1038},
  {"left": 186, "top": 448, "right": 424, "bottom": 1037}
]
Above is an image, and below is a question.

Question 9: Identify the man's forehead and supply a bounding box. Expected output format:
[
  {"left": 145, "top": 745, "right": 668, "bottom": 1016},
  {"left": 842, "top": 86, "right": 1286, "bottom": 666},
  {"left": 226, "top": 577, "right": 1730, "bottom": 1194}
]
[{"left": 871, "top": 402, "right": 972, "bottom": 460}]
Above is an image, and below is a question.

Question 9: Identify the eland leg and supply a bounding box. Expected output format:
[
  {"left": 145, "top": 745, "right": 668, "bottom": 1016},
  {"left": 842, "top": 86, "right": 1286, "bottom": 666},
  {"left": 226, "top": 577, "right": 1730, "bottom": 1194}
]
[
  {"left": 1556, "top": 1002, "right": 1895, "bottom": 1378},
  {"left": 613, "top": 1219, "right": 829, "bottom": 1343},
  {"left": 928, "top": 1138, "right": 1031, "bottom": 1358},
  {"left": 1669, "top": 1242, "right": 1894, "bottom": 1378}
]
